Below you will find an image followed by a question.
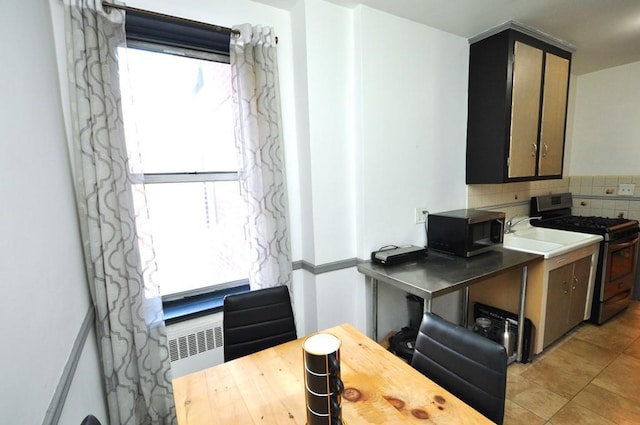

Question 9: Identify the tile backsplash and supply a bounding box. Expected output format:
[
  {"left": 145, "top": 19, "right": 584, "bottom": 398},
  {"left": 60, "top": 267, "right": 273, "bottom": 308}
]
[
  {"left": 467, "top": 178, "right": 570, "bottom": 220},
  {"left": 570, "top": 175, "right": 640, "bottom": 221},
  {"left": 468, "top": 175, "right": 640, "bottom": 221}
]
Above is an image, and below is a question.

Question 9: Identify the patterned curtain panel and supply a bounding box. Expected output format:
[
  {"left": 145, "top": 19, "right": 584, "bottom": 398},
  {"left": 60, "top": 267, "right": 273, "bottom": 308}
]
[
  {"left": 64, "top": 1, "right": 176, "bottom": 424},
  {"left": 230, "top": 24, "right": 293, "bottom": 291}
]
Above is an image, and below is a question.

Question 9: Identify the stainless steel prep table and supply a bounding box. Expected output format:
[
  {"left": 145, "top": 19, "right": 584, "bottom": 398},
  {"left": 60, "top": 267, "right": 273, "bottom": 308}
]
[{"left": 358, "top": 247, "right": 542, "bottom": 362}]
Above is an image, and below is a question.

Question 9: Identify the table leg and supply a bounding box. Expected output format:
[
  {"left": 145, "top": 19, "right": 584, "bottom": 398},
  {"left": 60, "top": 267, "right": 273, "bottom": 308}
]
[
  {"left": 462, "top": 287, "right": 470, "bottom": 327},
  {"left": 371, "top": 277, "right": 378, "bottom": 341},
  {"left": 516, "top": 265, "right": 528, "bottom": 363},
  {"left": 424, "top": 298, "right": 432, "bottom": 313}
]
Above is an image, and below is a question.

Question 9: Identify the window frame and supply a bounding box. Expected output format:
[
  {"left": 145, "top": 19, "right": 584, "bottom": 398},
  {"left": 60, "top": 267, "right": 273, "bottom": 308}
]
[{"left": 122, "top": 11, "right": 250, "bottom": 322}]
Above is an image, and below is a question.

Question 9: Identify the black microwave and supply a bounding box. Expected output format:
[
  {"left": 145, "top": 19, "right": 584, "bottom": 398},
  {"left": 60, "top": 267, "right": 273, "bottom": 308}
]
[{"left": 427, "top": 209, "right": 505, "bottom": 257}]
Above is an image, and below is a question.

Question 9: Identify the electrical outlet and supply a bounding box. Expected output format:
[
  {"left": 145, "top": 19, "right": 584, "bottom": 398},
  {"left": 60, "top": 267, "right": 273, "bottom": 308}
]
[
  {"left": 415, "top": 208, "right": 429, "bottom": 224},
  {"left": 619, "top": 183, "right": 635, "bottom": 196}
]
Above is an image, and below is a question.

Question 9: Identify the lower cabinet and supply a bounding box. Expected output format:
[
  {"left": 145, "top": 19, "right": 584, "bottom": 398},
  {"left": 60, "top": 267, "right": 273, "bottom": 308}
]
[
  {"left": 543, "top": 256, "right": 591, "bottom": 347},
  {"left": 468, "top": 244, "right": 599, "bottom": 356}
]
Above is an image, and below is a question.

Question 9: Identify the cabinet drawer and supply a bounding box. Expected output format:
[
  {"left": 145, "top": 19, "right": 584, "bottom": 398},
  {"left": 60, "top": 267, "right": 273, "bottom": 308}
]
[{"left": 603, "top": 275, "right": 633, "bottom": 300}]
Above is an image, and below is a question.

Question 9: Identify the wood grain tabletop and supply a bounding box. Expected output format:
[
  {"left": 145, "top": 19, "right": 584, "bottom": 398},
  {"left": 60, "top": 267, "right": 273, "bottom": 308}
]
[{"left": 172, "top": 323, "right": 493, "bottom": 424}]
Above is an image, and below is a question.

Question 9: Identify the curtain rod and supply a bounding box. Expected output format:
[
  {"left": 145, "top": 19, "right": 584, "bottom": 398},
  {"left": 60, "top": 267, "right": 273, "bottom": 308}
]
[{"left": 102, "top": 2, "right": 241, "bottom": 36}]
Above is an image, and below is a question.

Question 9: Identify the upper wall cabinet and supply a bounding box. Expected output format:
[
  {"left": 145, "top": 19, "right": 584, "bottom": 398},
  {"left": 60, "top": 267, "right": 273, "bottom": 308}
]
[{"left": 466, "top": 28, "right": 572, "bottom": 184}]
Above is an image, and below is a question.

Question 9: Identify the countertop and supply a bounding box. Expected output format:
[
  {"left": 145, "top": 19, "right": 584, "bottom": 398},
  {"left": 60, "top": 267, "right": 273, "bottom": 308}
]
[{"left": 357, "top": 247, "right": 543, "bottom": 300}]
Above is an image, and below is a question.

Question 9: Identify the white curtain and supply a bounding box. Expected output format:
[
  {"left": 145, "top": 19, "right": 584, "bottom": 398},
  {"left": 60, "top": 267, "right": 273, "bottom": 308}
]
[
  {"left": 230, "top": 24, "right": 292, "bottom": 291},
  {"left": 65, "top": 1, "right": 176, "bottom": 424}
]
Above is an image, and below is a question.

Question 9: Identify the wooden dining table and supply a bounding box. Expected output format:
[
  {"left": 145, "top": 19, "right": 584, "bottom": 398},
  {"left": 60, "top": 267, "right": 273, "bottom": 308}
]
[{"left": 172, "top": 323, "right": 494, "bottom": 424}]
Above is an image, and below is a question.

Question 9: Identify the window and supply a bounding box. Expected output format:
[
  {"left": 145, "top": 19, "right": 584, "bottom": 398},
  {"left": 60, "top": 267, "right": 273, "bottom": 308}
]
[{"left": 118, "top": 12, "right": 249, "bottom": 304}]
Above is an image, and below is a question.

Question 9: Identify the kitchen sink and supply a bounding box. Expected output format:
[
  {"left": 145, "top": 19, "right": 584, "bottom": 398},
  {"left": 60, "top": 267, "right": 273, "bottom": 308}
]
[{"left": 503, "top": 225, "right": 602, "bottom": 259}]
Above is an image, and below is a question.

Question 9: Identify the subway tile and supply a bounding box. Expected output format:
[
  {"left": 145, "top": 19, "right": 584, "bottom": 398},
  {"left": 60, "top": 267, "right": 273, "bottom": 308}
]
[
  {"left": 629, "top": 211, "right": 640, "bottom": 221},
  {"left": 590, "top": 199, "right": 603, "bottom": 209},
  {"left": 580, "top": 176, "right": 593, "bottom": 187},
  {"left": 605, "top": 176, "right": 619, "bottom": 188},
  {"left": 614, "top": 200, "right": 630, "bottom": 211}
]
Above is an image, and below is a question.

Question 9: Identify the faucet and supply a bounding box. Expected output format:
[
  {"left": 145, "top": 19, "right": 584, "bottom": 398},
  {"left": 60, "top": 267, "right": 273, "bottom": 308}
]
[{"left": 504, "top": 216, "right": 542, "bottom": 234}]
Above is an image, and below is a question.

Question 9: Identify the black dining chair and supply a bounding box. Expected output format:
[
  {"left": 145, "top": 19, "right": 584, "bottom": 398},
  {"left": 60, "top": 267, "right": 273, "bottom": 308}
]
[
  {"left": 223, "top": 285, "right": 297, "bottom": 362},
  {"left": 410, "top": 312, "right": 508, "bottom": 425},
  {"left": 80, "top": 415, "right": 102, "bottom": 425}
]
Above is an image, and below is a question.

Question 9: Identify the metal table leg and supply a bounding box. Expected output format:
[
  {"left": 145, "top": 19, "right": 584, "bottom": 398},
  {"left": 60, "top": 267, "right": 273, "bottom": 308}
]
[
  {"left": 424, "top": 298, "right": 432, "bottom": 313},
  {"left": 371, "top": 277, "right": 378, "bottom": 341},
  {"left": 516, "top": 265, "right": 528, "bottom": 363}
]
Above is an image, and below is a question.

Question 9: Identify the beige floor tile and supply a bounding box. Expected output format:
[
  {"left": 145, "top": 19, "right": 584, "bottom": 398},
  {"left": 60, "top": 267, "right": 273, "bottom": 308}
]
[
  {"left": 503, "top": 399, "right": 546, "bottom": 425},
  {"left": 506, "top": 361, "right": 531, "bottom": 377},
  {"left": 623, "top": 336, "right": 640, "bottom": 360},
  {"left": 572, "top": 320, "right": 640, "bottom": 353},
  {"left": 506, "top": 374, "right": 568, "bottom": 420},
  {"left": 548, "top": 400, "right": 617, "bottom": 425},
  {"left": 592, "top": 353, "right": 640, "bottom": 403},
  {"left": 556, "top": 337, "right": 618, "bottom": 369},
  {"left": 503, "top": 302, "right": 640, "bottom": 424},
  {"left": 520, "top": 347, "right": 601, "bottom": 399},
  {"left": 572, "top": 383, "right": 640, "bottom": 424}
]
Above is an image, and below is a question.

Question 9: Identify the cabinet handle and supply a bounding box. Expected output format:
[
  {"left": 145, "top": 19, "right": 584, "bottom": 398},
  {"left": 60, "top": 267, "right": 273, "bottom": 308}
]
[
  {"left": 542, "top": 143, "right": 549, "bottom": 157},
  {"left": 563, "top": 281, "right": 569, "bottom": 294},
  {"left": 531, "top": 143, "right": 537, "bottom": 157}
]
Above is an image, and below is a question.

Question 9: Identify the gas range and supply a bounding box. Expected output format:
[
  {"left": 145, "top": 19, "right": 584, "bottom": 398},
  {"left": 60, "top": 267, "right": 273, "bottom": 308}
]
[
  {"left": 530, "top": 193, "right": 639, "bottom": 324},
  {"left": 530, "top": 193, "right": 639, "bottom": 241}
]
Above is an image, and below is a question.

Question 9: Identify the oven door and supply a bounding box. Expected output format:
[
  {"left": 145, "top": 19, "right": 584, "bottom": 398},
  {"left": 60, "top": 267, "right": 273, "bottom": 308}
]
[
  {"left": 602, "top": 234, "right": 639, "bottom": 301},
  {"left": 607, "top": 235, "right": 639, "bottom": 281}
]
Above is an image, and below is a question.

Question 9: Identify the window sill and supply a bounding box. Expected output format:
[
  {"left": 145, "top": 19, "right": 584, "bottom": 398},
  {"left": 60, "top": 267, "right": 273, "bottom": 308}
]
[{"left": 162, "top": 284, "right": 249, "bottom": 325}]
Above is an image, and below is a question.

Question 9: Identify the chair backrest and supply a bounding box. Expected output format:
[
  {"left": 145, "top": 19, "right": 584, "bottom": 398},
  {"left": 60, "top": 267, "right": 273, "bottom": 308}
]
[
  {"left": 410, "top": 313, "right": 508, "bottom": 425},
  {"left": 223, "top": 285, "right": 297, "bottom": 362}
]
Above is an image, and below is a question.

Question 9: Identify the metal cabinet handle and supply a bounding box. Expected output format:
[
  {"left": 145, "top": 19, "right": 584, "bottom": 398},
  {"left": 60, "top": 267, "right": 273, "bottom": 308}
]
[
  {"left": 542, "top": 143, "right": 549, "bottom": 157},
  {"left": 531, "top": 143, "right": 537, "bottom": 157},
  {"left": 563, "top": 281, "right": 569, "bottom": 294}
]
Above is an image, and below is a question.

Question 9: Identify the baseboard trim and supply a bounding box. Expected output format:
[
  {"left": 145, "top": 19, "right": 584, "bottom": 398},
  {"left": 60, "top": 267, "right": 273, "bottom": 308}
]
[
  {"left": 292, "top": 258, "right": 361, "bottom": 274},
  {"left": 43, "top": 305, "right": 95, "bottom": 425}
]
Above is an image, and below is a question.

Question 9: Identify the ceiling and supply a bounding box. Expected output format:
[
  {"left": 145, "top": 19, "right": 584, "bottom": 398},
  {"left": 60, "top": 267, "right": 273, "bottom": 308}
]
[{"left": 255, "top": 0, "right": 640, "bottom": 75}]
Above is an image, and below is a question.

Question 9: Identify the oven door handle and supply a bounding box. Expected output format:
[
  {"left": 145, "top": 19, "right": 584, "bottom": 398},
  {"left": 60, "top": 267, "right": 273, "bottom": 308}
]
[
  {"left": 610, "top": 237, "right": 639, "bottom": 250},
  {"left": 607, "top": 290, "right": 631, "bottom": 304}
]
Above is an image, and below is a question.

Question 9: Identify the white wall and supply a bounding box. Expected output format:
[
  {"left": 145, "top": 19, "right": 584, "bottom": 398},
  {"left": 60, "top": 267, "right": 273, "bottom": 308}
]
[
  {"left": 568, "top": 61, "right": 640, "bottom": 176},
  {"left": 353, "top": 6, "right": 470, "bottom": 334},
  {"left": 0, "top": 1, "right": 106, "bottom": 424},
  {"left": 285, "top": 1, "right": 471, "bottom": 336},
  {"left": 122, "top": 0, "right": 472, "bottom": 337},
  {"left": 354, "top": 5, "right": 469, "bottom": 255}
]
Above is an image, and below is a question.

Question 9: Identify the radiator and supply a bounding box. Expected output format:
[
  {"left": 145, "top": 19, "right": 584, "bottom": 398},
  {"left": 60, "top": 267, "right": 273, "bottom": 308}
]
[{"left": 166, "top": 312, "right": 224, "bottom": 378}]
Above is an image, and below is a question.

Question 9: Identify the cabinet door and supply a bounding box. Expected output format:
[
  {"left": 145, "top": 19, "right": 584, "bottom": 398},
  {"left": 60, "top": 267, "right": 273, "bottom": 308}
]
[
  {"left": 508, "top": 41, "right": 543, "bottom": 179},
  {"left": 538, "top": 52, "right": 570, "bottom": 176},
  {"left": 568, "top": 257, "right": 592, "bottom": 328},
  {"left": 544, "top": 263, "right": 573, "bottom": 347}
]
